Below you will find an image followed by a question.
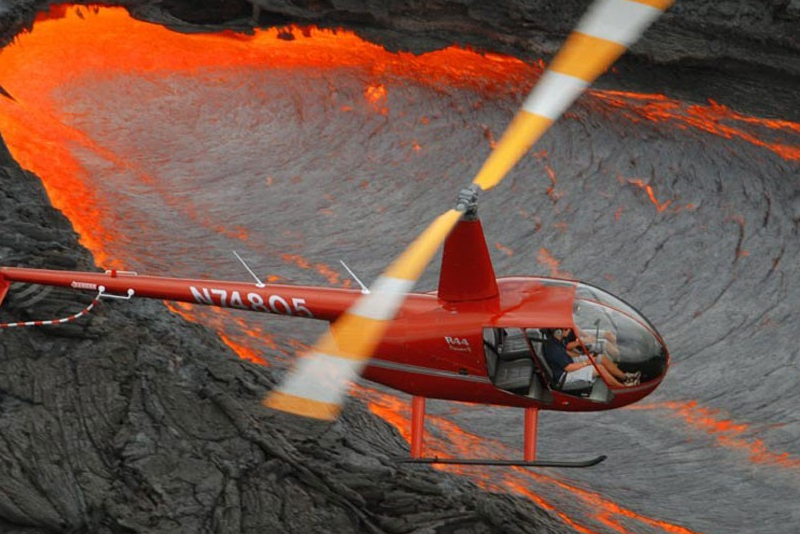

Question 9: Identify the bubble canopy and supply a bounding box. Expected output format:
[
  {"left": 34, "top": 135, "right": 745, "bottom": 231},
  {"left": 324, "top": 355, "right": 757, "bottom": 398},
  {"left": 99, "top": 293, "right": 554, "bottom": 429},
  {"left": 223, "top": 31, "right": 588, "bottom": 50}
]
[{"left": 572, "top": 283, "right": 668, "bottom": 378}]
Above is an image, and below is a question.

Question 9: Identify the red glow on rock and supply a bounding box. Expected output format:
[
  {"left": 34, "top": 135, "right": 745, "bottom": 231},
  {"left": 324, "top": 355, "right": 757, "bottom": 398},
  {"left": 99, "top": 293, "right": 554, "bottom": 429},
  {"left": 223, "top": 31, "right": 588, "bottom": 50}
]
[
  {"left": 482, "top": 125, "right": 497, "bottom": 148},
  {"left": 494, "top": 242, "right": 514, "bottom": 256},
  {"left": 363, "top": 385, "right": 704, "bottom": 534},
  {"left": 544, "top": 164, "right": 562, "bottom": 201},
  {"left": 627, "top": 179, "right": 672, "bottom": 212},
  {"left": 32, "top": 3, "right": 76, "bottom": 22},
  {"left": 725, "top": 213, "right": 748, "bottom": 260},
  {"left": 364, "top": 83, "right": 388, "bottom": 115},
  {"left": 630, "top": 401, "right": 800, "bottom": 469},
  {"left": 279, "top": 253, "right": 348, "bottom": 286},
  {"left": 624, "top": 177, "right": 695, "bottom": 213},
  {"left": 0, "top": 5, "right": 533, "bottom": 270},
  {"left": 594, "top": 91, "right": 800, "bottom": 161},
  {"left": 537, "top": 248, "right": 572, "bottom": 278}
]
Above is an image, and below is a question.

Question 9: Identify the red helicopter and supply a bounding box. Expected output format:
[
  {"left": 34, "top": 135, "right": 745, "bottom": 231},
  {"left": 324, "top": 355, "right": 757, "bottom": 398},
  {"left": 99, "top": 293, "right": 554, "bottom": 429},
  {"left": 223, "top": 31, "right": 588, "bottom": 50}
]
[{"left": 0, "top": 0, "right": 672, "bottom": 467}]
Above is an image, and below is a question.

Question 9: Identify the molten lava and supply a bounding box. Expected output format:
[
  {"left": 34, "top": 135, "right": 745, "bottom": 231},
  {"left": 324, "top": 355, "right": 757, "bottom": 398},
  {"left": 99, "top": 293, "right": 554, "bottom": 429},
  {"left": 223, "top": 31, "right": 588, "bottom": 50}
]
[
  {"left": 537, "top": 247, "right": 573, "bottom": 278},
  {"left": 624, "top": 177, "right": 696, "bottom": 213},
  {"left": 631, "top": 401, "right": 800, "bottom": 470},
  {"left": 593, "top": 91, "right": 800, "bottom": 162},
  {"left": 0, "top": 4, "right": 533, "bottom": 268}
]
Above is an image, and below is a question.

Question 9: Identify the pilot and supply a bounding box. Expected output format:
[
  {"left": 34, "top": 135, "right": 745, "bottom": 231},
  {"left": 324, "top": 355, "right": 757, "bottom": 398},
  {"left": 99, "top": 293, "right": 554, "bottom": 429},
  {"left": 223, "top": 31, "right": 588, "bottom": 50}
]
[{"left": 544, "top": 328, "right": 635, "bottom": 389}]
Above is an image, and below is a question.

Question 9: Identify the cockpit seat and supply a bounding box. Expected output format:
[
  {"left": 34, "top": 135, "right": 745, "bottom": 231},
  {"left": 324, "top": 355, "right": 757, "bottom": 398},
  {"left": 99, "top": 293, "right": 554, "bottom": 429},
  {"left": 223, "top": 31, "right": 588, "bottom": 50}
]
[
  {"left": 493, "top": 358, "right": 534, "bottom": 392},
  {"left": 499, "top": 331, "right": 530, "bottom": 361}
]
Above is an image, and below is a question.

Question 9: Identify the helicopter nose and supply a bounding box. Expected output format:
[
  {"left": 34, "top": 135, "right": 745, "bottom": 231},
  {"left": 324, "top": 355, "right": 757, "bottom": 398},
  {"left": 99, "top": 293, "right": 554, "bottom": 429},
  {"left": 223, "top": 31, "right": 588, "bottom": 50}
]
[{"left": 573, "top": 283, "right": 669, "bottom": 386}]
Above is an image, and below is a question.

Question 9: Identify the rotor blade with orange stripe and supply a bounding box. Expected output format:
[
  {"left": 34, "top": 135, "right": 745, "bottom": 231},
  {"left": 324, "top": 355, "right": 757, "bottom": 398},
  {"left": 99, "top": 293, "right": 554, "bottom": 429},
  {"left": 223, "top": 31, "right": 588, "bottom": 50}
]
[
  {"left": 264, "top": 209, "right": 462, "bottom": 420},
  {"left": 473, "top": 0, "right": 673, "bottom": 191}
]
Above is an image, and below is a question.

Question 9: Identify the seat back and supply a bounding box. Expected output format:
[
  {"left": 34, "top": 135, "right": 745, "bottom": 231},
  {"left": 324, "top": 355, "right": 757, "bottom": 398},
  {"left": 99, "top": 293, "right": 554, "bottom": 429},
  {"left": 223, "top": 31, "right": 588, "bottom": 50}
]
[
  {"left": 499, "top": 331, "right": 529, "bottom": 361},
  {"left": 483, "top": 327, "right": 505, "bottom": 378},
  {"left": 526, "top": 333, "right": 557, "bottom": 388},
  {"left": 493, "top": 358, "right": 534, "bottom": 392}
]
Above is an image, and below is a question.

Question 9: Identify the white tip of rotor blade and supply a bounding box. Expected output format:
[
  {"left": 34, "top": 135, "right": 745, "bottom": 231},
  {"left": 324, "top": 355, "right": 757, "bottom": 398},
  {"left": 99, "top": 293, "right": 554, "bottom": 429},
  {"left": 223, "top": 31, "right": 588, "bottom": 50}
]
[{"left": 577, "top": 0, "right": 668, "bottom": 47}]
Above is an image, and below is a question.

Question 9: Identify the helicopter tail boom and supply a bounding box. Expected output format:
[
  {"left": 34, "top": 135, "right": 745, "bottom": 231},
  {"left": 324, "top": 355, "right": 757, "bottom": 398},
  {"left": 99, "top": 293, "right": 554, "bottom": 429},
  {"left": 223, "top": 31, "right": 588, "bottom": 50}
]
[{"left": 0, "top": 266, "right": 365, "bottom": 322}]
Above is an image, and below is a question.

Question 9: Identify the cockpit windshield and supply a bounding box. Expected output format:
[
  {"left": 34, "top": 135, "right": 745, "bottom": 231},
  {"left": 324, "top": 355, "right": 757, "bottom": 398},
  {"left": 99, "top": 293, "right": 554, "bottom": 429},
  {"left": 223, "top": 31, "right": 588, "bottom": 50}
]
[{"left": 573, "top": 283, "right": 667, "bottom": 379}]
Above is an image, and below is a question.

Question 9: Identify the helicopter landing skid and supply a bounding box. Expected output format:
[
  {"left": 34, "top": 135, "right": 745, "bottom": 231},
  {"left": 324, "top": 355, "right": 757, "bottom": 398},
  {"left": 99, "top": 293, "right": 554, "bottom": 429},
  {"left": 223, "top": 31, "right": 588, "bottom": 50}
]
[
  {"left": 396, "top": 455, "right": 607, "bottom": 468},
  {"left": 405, "top": 398, "right": 607, "bottom": 468}
]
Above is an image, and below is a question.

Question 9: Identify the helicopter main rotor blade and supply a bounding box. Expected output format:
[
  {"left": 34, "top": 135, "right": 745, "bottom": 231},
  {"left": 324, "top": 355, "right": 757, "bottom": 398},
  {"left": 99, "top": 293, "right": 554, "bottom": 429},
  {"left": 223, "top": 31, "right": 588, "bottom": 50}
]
[
  {"left": 474, "top": 0, "right": 672, "bottom": 191},
  {"left": 264, "top": 0, "right": 672, "bottom": 421}
]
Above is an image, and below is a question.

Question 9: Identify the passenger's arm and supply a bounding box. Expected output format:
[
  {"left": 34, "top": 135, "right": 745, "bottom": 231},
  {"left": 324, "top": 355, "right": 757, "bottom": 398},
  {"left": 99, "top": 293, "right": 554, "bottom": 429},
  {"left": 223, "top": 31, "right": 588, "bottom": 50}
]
[{"left": 564, "top": 361, "right": 592, "bottom": 372}]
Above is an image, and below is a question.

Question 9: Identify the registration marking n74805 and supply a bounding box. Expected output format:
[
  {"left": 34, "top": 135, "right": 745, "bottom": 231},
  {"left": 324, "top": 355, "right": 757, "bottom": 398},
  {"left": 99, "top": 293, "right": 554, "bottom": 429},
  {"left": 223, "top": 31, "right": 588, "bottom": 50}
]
[{"left": 189, "top": 286, "right": 313, "bottom": 317}]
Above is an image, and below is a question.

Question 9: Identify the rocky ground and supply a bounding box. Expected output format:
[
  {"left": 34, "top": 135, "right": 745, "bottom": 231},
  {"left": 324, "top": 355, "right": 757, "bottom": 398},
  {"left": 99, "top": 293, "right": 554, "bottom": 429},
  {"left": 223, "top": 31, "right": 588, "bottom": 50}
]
[{"left": 0, "top": 1, "right": 798, "bottom": 533}]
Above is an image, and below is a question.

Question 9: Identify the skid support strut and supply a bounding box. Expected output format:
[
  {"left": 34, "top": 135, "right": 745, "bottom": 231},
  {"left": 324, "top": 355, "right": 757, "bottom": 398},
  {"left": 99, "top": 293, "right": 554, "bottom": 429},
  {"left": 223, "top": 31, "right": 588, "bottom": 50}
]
[
  {"left": 0, "top": 275, "right": 8, "bottom": 307},
  {"left": 411, "top": 396, "right": 426, "bottom": 458},
  {"left": 524, "top": 406, "right": 538, "bottom": 462}
]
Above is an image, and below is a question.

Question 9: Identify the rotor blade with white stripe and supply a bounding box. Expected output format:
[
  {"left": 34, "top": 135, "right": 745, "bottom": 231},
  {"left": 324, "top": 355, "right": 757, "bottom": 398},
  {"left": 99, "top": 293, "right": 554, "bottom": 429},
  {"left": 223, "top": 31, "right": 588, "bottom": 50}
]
[
  {"left": 473, "top": 0, "right": 673, "bottom": 191},
  {"left": 263, "top": 0, "right": 672, "bottom": 421}
]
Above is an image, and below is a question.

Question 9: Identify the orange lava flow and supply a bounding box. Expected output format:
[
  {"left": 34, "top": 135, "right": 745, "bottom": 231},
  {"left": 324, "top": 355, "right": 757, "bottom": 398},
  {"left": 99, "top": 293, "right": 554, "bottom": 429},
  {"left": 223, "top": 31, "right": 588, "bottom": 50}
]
[
  {"left": 537, "top": 247, "right": 573, "bottom": 278},
  {"left": 280, "top": 254, "right": 349, "bottom": 286},
  {"left": 630, "top": 401, "right": 800, "bottom": 470},
  {"left": 0, "top": 4, "right": 532, "bottom": 269},
  {"left": 363, "top": 386, "right": 702, "bottom": 534},
  {"left": 164, "top": 301, "right": 280, "bottom": 365},
  {"left": 592, "top": 91, "right": 800, "bottom": 162},
  {"left": 494, "top": 242, "right": 514, "bottom": 256},
  {"left": 624, "top": 177, "right": 696, "bottom": 213},
  {"left": 217, "top": 332, "right": 268, "bottom": 365}
]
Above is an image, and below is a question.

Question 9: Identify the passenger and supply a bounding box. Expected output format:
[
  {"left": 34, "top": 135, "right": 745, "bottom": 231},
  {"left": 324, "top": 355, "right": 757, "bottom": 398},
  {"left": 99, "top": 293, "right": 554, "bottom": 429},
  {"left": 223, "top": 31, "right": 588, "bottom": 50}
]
[
  {"left": 563, "top": 328, "right": 639, "bottom": 384},
  {"left": 544, "top": 328, "right": 634, "bottom": 389},
  {"left": 582, "top": 328, "right": 620, "bottom": 359}
]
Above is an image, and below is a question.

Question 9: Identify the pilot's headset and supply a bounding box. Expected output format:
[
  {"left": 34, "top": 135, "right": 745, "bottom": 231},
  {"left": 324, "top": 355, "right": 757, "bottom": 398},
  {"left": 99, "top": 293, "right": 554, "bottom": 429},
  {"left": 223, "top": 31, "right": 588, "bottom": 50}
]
[{"left": 552, "top": 328, "right": 563, "bottom": 338}]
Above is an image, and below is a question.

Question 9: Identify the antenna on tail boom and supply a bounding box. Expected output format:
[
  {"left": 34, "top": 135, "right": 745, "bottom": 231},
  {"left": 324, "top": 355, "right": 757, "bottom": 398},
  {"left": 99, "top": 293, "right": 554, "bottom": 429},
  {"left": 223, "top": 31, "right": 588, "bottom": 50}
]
[
  {"left": 339, "top": 260, "right": 369, "bottom": 294},
  {"left": 232, "top": 251, "right": 266, "bottom": 288}
]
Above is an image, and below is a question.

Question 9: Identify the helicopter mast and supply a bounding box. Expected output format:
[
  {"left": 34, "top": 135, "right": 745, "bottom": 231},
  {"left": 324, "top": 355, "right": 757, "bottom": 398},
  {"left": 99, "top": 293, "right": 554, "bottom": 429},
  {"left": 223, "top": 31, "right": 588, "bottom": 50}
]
[{"left": 437, "top": 188, "right": 498, "bottom": 302}]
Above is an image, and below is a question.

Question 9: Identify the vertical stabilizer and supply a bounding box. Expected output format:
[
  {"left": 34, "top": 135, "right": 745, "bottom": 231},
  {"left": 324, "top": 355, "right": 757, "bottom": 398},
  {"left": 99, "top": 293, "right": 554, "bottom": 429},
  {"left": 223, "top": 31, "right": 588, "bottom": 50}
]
[{"left": 437, "top": 217, "right": 498, "bottom": 302}]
